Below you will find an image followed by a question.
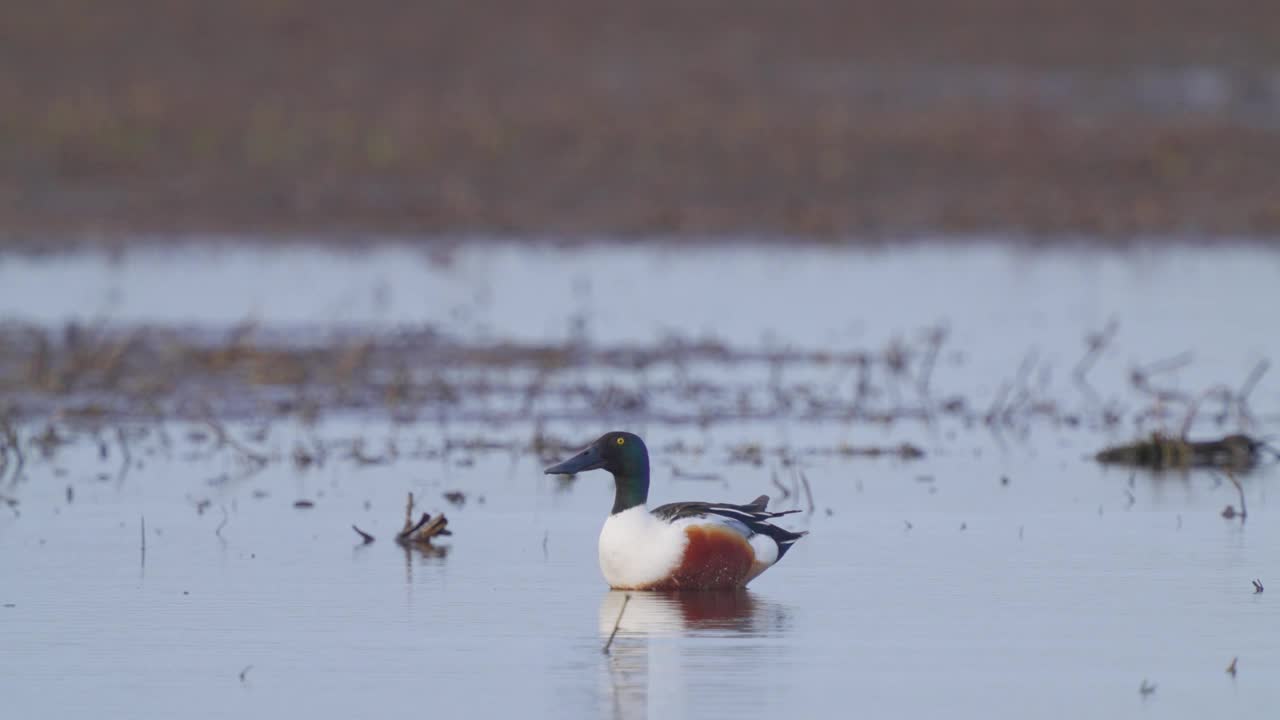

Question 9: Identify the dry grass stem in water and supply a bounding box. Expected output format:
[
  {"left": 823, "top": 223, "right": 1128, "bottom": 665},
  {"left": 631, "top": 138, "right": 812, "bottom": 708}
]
[
  {"left": 602, "top": 594, "right": 631, "bottom": 655},
  {"left": 352, "top": 525, "right": 375, "bottom": 544},
  {"left": 1219, "top": 471, "right": 1247, "bottom": 521}
]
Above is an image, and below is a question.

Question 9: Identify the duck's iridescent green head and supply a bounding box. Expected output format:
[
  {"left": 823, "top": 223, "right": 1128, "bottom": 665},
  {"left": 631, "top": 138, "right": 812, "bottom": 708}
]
[{"left": 544, "top": 431, "right": 649, "bottom": 514}]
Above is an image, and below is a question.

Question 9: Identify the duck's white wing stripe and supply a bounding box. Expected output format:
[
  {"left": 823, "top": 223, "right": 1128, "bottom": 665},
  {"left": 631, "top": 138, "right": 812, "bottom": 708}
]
[{"left": 702, "top": 508, "right": 754, "bottom": 521}]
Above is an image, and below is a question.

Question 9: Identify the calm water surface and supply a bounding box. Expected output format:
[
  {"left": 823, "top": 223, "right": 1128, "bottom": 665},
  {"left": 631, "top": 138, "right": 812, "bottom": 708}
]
[{"left": 2, "top": 241, "right": 1278, "bottom": 718}]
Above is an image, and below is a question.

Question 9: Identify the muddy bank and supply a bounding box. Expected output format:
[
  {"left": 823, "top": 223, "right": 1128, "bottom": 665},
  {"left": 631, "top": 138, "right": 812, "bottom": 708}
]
[{"left": 4, "top": 1, "right": 1280, "bottom": 246}]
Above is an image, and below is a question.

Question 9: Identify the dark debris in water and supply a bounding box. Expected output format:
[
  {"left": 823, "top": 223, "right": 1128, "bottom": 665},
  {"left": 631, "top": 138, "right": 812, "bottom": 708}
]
[
  {"left": 1095, "top": 433, "right": 1275, "bottom": 471},
  {"left": 396, "top": 493, "right": 451, "bottom": 546}
]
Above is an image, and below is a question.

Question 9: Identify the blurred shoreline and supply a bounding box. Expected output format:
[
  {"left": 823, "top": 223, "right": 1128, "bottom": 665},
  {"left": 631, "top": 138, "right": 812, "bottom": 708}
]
[{"left": 4, "top": 1, "right": 1280, "bottom": 247}]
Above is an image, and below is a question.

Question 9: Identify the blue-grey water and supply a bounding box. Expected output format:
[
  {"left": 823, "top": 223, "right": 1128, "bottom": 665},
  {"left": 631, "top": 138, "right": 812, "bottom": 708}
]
[{"left": 1, "top": 241, "right": 1278, "bottom": 719}]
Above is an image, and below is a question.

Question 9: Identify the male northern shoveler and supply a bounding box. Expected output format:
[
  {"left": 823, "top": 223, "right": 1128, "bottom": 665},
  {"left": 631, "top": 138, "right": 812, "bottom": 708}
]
[{"left": 544, "top": 431, "right": 807, "bottom": 590}]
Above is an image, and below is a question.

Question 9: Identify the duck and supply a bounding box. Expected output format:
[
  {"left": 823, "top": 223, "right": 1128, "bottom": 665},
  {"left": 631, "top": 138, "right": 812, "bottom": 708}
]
[{"left": 544, "top": 431, "right": 807, "bottom": 590}]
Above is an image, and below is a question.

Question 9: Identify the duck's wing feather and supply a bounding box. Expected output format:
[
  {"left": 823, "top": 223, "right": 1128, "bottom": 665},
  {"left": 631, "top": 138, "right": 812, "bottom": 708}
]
[
  {"left": 651, "top": 495, "right": 791, "bottom": 523},
  {"left": 650, "top": 495, "right": 807, "bottom": 558}
]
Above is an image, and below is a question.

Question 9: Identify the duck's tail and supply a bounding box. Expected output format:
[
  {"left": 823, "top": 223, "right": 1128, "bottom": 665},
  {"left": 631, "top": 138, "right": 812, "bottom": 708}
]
[
  {"left": 754, "top": 523, "right": 808, "bottom": 560},
  {"left": 739, "top": 495, "right": 807, "bottom": 560}
]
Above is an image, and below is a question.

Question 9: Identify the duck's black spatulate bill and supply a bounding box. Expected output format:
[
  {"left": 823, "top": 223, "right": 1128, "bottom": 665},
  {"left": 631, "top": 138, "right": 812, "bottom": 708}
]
[{"left": 544, "top": 445, "right": 606, "bottom": 474}]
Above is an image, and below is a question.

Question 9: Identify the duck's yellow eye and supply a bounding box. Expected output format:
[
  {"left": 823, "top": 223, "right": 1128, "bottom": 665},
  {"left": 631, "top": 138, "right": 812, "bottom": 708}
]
[{"left": 616, "top": 437, "right": 626, "bottom": 445}]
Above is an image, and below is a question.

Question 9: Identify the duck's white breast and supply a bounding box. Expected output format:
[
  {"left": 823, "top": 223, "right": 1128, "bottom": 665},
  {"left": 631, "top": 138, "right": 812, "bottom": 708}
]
[{"left": 597, "top": 507, "right": 688, "bottom": 589}]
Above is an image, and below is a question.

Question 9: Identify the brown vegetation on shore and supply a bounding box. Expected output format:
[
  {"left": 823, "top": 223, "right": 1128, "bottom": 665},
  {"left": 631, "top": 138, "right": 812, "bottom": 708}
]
[{"left": 4, "top": 1, "right": 1280, "bottom": 243}]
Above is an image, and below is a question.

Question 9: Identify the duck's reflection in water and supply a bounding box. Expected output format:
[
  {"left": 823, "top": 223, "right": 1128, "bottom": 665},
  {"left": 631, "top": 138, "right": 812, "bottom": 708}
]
[{"left": 599, "top": 590, "right": 790, "bottom": 720}]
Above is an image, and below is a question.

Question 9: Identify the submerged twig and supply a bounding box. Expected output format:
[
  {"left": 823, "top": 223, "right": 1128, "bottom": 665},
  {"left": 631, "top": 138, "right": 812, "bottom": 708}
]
[
  {"left": 116, "top": 426, "right": 132, "bottom": 484},
  {"left": 915, "top": 325, "right": 947, "bottom": 401},
  {"left": 799, "top": 471, "right": 815, "bottom": 515},
  {"left": 140, "top": 516, "right": 147, "bottom": 568},
  {"left": 352, "top": 525, "right": 375, "bottom": 544},
  {"left": 602, "top": 594, "right": 631, "bottom": 655},
  {"left": 1219, "top": 471, "right": 1247, "bottom": 522},
  {"left": 770, "top": 470, "right": 791, "bottom": 501},
  {"left": 1, "top": 414, "right": 23, "bottom": 484},
  {"left": 1236, "top": 360, "right": 1269, "bottom": 428},
  {"left": 200, "top": 404, "right": 269, "bottom": 471},
  {"left": 1179, "top": 384, "right": 1236, "bottom": 438},
  {"left": 1072, "top": 320, "right": 1117, "bottom": 405},
  {"left": 1130, "top": 351, "right": 1195, "bottom": 403}
]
